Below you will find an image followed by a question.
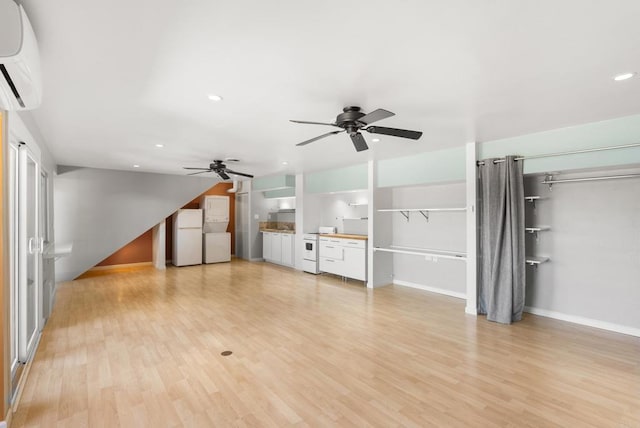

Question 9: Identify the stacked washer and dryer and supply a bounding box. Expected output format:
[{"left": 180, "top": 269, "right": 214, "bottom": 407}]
[{"left": 201, "top": 195, "right": 232, "bottom": 263}]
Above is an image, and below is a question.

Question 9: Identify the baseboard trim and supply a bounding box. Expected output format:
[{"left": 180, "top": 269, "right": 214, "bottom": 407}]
[
  {"left": 393, "top": 280, "right": 466, "bottom": 300},
  {"left": 12, "top": 331, "right": 42, "bottom": 414},
  {"left": 524, "top": 306, "right": 640, "bottom": 338},
  {"left": 89, "top": 261, "right": 153, "bottom": 271}
]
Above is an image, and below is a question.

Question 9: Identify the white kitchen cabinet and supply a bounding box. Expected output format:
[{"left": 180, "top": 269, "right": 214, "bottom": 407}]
[
  {"left": 263, "top": 232, "right": 272, "bottom": 261},
  {"left": 319, "top": 237, "right": 367, "bottom": 281},
  {"left": 262, "top": 232, "right": 294, "bottom": 267},
  {"left": 281, "top": 234, "right": 293, "bottom": 266},
  {"left": 271, "top": 233, "right": 282, "bottom": 263}
]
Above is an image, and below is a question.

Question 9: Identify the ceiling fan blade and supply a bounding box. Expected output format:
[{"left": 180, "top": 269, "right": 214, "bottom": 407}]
[
  {"left": 217, "top": 171, "right": 231, "bottom": 180},
  {"left": 184, "top": 167, "right": 211, "bottom": 170},
  {"left": 358, "top": 108, "right": 395, "bottom": 125},
  {"left": 290, "top": 120, "right": 339, "bottom": 127},
  {"left": 365, "top": 126, "right": 423, "bottom": 140},
  {"left": 296, "top": 130, "right": 344, "bottom": 146},
  {"left": 350, "top": 132, "right": 369, "bottom": 152},
  {"left": 225, "top": 169, "right": 254, "bottom": 178},
  {"left": 187, "top": 170, "right": 211, "bottom": 176}
]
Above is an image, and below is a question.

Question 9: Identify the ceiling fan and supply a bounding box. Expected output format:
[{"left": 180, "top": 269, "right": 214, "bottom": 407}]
[
  {"left": 291, "top": 106, "right": 423, "bottom": 152},
  {"left": 183, "top": 159, "right": 254, "bottom": 180}
]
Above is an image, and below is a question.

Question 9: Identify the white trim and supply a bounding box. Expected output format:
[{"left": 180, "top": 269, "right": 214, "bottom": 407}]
[
  {"left": 465, "top": 141, "right": 478, "bottom": 315},
  {"left": 393, "top": 279, "right": 466, "bottom": 300},
  {"left": 524, "top": 306, "right": 640, "bottom": 338},
  {"left": 88, "top": 261, "right": 153, "bottom": 271}
]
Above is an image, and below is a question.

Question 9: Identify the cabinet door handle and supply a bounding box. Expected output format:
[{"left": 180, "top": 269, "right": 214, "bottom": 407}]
[
  {"left": 325, "top": 259, "right": 334, "bottom": 262},
  {"left": 325, "top": 246, "right": 334, "bottom": 249}
]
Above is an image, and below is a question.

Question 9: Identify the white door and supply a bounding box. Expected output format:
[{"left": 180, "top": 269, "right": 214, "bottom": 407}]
[
  {"left": 175, "top": 228, "right": 203, "bottom": 266},
  {"left": 8, "top": 142, "right": 19, "bottom": 378},
  {"left": 176, "top": 209, "right": 203, "bottom": 228},
  {"left": 281, "top": 234, "right": 293, "bottom": 266},
  {"left": 271, "top": 233, "right": 282, "bottom": 263},
  {"left": 18, "top": 142, "right": 41, "bottom": 362},
  {"left": 263, "top": 233, "right": 272, "bottom": 261},
  {"left": 235, "top": 193, "right": 249, "bottom": 259}
]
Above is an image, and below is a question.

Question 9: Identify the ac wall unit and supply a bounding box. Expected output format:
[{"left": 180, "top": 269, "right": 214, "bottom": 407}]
[{"left": 0, "top": 0, "right": 42, "bottom": 111}]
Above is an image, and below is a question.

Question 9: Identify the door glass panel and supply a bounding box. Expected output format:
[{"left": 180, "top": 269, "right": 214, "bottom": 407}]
[
  {"left": 9, "top": 144, "right": 18, "bottom": 374},
  {"left": 25, "top": 154, "right": 37, "bottom": 344}
]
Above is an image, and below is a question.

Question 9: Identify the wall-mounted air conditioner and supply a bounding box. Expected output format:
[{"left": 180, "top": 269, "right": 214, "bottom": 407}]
[{"left": 0, "top": 0, "right": 42, "bottom": 111}]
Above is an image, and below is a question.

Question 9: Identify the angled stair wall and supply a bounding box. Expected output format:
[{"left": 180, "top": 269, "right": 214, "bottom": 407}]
[{"left": 54, "top": 166, "right": 219, "bottom": 282}]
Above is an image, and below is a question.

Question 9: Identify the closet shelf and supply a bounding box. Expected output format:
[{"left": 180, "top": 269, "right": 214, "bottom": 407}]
[
  {"left": 342, "top": 217, "right": 368, "bottom": 220},
  {"left": 374, "top": 246, "right": 467, "bottom": 262},
  {"left": 525, "top": 196, "right": 541, "bottom": 202},
  {"left": 377, "top": 207, "right": 466, "bottom": 222},
  {"left": 525, "top": 226, "right": 550, "bottom": 233},
  {"left": 348, "top": 202, "right": 368, "bottom": 207},
  {"left": 377, "top": 207, "right": 466, "bottom": 212},
  {"left": 525, "top": 256, "right": 550, "bottom": 266}
]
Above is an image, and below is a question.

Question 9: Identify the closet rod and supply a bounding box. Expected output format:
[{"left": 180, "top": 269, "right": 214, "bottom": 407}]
[
  {"left": 476, "top": 142, "right": 640, "bottom": 165},
  {"left": 542, "top": 173, "right": 640, "bottom": 184}
]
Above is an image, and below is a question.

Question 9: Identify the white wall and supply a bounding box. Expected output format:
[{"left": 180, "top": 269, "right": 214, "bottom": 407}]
[
  {"left": 54, "top": 167, "right": 217, "bottom": 281},
  {"left": 390, "top": 182, "right": 467, "bottom": 295},
  {"left": 524, "top": 166, "right": 640, "bottom": 332},
  {"left": 317, "top": 190, "right": 368, "bottom": 235}
]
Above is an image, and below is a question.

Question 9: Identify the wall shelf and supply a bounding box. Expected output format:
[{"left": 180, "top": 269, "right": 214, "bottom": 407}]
[
  {"left": 348, "top": 202, "right": 368, "bottom": 207},
  {"left": 342, "top": 217, "right": 368, "bottom": 220},
  {"left": 526, "top": 256, "right": 550, "bottom": 266},
  {"left": 377, "top": 207, "right": 466, "bottom": 222},
  {"left": 374, "top": 245, "right": 467, "bottom": 262},
  {"left": 524, "top": 196, "right": 541, "bottom": 202}
]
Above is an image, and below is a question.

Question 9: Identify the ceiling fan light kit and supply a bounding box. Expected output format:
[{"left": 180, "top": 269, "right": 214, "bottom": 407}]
[{"left": 291, "top": 106, "right": 423, "bottom": 152}]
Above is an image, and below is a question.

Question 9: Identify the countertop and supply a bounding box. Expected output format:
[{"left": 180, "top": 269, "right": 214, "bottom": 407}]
[
  {"left": 319, "top": 233, "right": 368, "bottom": 241},
  {"left": 260, "top": 229, "right": 295, "bottom": 234}
]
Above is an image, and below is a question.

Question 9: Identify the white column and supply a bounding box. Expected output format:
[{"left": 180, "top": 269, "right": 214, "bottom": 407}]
[
  {"left": 465, "top": 142, "right": 478, "bottom": 314},
  {"left": 294, "top": 173, "right": 304, "bottom": 270},
  {"left": 152, "top": 221, "right": 166, "bottom": 270},
  {"left": 367, "top": 160, "right": 393, "bottom": 288}
]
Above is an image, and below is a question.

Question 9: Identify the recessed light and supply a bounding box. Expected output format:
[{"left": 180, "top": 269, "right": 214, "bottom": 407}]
[
  {"left": 208, "top": 94, "right": 223, "bottom": 101},
  {"left": 372, "top": 138, "right": 380, "bottom": 142},
  {"left": 282, "top": 161, "right": 288, "bottom": 165},
  {"left": 155, "top": 144, "right": 164, "bottom": 148},
  {"left": 133, "top": 164, "right": 140, "bottom": 168},
  {"left": 614, "top": 72, "right": 636, "bottom": 81}
]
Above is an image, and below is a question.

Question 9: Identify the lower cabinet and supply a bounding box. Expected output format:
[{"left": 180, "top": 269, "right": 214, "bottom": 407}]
[
  {"left": 262, "top": 232, "right": 294, "bottom": 267},
  {"left": 319, "top": 237, "right": 367, "bottom": 281}
]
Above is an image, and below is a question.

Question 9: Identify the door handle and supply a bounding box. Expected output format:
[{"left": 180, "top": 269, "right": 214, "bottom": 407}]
[
  {"left": 28, "top": 237, "right": 35, "bottom": 254},
  {"left": 39, "top": 237, "right": 45, "bottom": 253}
]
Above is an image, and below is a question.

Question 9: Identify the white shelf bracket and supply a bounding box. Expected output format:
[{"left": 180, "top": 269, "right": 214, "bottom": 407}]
[
  {"left": 545, "top": 174, "right": 553, "bottom": 192},
  {"left": 400, "top": 211, "right": 410, "bottom": 221},
  {"left": 418, "top": 210, "right": 429, "bottom": 222}
]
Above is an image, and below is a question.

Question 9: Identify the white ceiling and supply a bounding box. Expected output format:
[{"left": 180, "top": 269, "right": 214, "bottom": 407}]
[{"left": 21, "top": 0, "right": 640, "bottom": 178}]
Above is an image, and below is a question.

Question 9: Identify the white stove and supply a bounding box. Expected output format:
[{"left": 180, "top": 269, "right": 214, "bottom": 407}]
[{"left": 302, "top": 233, "right": 319, "bottom": 274}]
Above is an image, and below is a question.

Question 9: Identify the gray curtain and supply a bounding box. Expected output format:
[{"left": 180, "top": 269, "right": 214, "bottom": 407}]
[{"left": 477, "top": 156, "right": 525, "bottom": 324}]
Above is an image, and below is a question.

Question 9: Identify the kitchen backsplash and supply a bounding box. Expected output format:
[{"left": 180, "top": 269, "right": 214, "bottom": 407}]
[{"left": 259, "top": 221, "right": 295, "bottom": 231}]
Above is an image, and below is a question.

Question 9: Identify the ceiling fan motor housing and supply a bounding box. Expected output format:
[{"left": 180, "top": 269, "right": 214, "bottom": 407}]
[{"left": 336, "top": 106, "right": 366, "bottom": 130}]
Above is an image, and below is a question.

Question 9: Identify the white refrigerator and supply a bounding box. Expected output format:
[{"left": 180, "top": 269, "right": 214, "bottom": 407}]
[{"left": 172, "top": 209, "right": 203, "bottom": 266}]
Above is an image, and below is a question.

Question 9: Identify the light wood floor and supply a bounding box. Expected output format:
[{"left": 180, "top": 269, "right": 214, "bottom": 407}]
[{"left": 11, "top": 259, "right": 640, "bottom": 427}]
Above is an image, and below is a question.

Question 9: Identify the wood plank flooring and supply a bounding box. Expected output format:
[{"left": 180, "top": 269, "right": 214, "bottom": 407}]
[{"left": 11, "top": 259, "right": 640, "bottom": 427}]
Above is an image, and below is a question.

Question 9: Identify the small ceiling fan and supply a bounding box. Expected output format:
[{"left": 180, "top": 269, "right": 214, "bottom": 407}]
[
  {"left": 183, "top": 159, "right": 253, "bottom": 180},
  {"left": 291, "top": 106, "right": 423, "bottom": 152}
]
